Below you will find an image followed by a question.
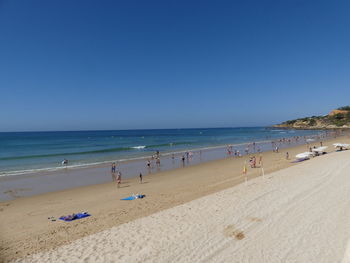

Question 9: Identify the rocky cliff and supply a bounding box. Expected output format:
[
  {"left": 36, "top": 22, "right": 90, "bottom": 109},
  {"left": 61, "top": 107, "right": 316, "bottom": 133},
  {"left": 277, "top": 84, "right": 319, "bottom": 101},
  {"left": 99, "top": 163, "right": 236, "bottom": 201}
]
[{"left": 273, "top": 106, "right": 350, "bottom": 129}]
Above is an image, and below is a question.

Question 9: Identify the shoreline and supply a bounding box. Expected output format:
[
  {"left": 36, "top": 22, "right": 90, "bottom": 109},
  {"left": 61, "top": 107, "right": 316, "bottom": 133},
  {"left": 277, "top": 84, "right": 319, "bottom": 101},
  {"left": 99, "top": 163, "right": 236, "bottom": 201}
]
[
  {"left": 1, "top": 134, "right": 350, "bottom": 262},
  {"left": 0, "top": 128, "right": 328, "bottom": 178},
  {"left": 0, "top": 131, "right": 333, "bottom": 201}
]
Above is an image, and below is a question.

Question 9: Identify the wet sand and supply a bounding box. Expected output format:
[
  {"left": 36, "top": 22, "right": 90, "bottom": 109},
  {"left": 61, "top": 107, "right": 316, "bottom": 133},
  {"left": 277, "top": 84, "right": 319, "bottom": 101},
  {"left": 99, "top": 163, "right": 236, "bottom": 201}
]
[{"left": 1, "top": 135, "right": 349, "bottom": 262}]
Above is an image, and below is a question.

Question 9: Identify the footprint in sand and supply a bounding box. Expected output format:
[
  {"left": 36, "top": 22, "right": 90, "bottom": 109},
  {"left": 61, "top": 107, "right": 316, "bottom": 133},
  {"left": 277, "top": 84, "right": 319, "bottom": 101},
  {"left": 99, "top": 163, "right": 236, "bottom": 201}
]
[{"left": 224, "top": 224, "right": 245, "bottom": 240}]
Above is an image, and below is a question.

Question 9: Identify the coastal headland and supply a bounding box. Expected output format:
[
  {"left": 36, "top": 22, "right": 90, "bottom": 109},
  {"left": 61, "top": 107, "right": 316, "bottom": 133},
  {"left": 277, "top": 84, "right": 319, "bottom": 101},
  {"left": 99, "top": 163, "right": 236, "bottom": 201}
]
[{"left": 273, "top": 106, "right": 350, "bottom": 129}]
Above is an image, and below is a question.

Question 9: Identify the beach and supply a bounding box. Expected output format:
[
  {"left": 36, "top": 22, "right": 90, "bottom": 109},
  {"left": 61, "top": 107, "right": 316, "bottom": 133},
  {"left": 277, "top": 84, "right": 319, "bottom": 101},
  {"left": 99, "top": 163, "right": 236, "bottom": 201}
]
[
  {"left": 1, "top": 135, "right": 350, "bottom": 262},
  {"left": 3, "top": 0, "right": 350, "bottom": 262},
  {"left": 0, "top": 128, "right": 324, "bottom": 200}
]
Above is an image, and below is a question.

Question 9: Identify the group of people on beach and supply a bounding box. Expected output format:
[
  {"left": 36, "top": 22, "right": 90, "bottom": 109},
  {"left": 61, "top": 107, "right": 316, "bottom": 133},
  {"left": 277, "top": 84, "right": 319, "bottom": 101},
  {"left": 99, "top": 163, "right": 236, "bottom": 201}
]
[
  {"left": 106, "top": 131, "right": 341, "bottom": 188},
  {"left": 112, "top": 161, "right": 145, "bottom": 187},
  {"left": 146, "top": 150, "right": 162, "bottom": 171},
  {"left": 227, "top": 145, "right": 242, "bottom": 156},
  {"left": 248, "top": 155, "right": 264, "bottom": 168},
  {"left": 146, "top": 150, "right": 196, "bottom": 171}
]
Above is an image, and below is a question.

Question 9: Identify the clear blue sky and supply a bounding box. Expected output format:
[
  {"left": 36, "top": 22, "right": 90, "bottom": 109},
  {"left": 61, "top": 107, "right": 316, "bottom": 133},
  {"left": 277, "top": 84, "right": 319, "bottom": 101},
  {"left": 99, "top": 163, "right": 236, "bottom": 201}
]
[{"left": 1, "top": 0, "right": 350, "bottom": 131}]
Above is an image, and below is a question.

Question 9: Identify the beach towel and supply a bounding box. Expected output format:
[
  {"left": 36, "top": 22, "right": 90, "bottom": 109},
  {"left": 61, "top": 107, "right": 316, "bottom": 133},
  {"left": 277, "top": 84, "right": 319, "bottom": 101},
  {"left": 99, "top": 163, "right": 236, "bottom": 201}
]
[
  {"left": 121, "top": 194, "right": 146, "bottom": 201},
  {"left": 59, "top": 212, "right": 91, "bottom": 222}
]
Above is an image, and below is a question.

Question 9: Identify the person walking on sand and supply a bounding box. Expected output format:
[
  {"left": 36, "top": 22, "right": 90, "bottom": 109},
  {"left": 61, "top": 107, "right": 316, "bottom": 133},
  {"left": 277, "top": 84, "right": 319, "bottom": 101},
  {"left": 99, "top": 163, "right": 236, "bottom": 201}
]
[
  {"left": 286, "top": 152, "right": 289, "bottom": 160},
  {"left": 116, "top": 171, "right": 121, "bottom": 188},
  {"left": 139, "top": 173, "right": 143, "bottom": 184},
  {"left": 249, "top": 157, "right": 253, "bottom": 168}
]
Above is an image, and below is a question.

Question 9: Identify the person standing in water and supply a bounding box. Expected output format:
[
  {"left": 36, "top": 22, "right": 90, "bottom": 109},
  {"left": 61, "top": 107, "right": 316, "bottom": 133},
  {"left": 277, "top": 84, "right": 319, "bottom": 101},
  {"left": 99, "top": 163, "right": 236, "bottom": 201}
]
[
  {"left": 139, "top": 173, "right": 143, "bottom": 184},
  {"left": 111, "top": 162, "right": 116, "bottom": 173},
  {"left": 146, "top": 160, "right": 151, "bottom": 174},
  {"left": 111, "top": 163, "right": 116, "bottom": 181}
]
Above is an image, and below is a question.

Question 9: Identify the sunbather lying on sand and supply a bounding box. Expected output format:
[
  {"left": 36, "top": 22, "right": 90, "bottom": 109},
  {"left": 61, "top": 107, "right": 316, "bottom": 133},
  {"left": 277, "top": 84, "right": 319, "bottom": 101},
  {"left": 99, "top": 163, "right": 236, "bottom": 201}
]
[{"left": 61, "top": 214, "right": 77, "bottom": 221}]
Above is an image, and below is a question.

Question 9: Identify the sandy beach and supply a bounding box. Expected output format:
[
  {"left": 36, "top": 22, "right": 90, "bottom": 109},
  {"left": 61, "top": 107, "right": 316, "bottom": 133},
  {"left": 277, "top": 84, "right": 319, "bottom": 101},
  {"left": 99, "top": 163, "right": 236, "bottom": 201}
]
[
  {"left": 3, "top": 1, "right": 350, "bottom": 262},
  {"left": 1, "top": 135, "right": 350, "bottom": 262}
]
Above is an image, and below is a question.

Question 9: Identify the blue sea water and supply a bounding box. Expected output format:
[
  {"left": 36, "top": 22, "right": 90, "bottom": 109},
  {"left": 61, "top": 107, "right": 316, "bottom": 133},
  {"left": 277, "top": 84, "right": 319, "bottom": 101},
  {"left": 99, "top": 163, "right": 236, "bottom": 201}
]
[{"left": 0, "top": 127, "right": 323, "bottom": 176}]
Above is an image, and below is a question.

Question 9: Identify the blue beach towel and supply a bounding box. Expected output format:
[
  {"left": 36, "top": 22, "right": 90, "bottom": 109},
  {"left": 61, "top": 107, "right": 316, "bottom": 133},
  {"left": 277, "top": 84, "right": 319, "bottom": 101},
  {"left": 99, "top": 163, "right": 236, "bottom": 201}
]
[
  {"left": 121, "top": 194, "right": 146, "bottom": 201},
  {"left": 59, "top": 212, "right": 91, "bottom": 222}
]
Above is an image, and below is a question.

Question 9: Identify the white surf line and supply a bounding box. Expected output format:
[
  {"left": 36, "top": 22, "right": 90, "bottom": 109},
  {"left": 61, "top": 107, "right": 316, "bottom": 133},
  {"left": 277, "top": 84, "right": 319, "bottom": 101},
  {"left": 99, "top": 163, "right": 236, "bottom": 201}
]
[{"left": 20, "top": 150, "right": 350, "bottom": 263}]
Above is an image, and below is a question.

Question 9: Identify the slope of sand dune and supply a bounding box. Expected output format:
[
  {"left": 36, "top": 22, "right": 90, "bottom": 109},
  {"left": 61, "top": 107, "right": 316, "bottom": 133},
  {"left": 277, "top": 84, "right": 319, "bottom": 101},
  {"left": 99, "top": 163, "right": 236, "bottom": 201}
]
[{"left": 17, "top": 150, "right": 350, "bottom": 263}]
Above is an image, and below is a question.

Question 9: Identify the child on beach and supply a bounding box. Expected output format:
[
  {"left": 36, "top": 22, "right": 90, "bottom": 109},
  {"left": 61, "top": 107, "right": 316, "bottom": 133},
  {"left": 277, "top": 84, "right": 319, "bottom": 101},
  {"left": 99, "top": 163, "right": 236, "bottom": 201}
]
[{"left": 139, "top": 173, "right": 143, "bottom": 184}]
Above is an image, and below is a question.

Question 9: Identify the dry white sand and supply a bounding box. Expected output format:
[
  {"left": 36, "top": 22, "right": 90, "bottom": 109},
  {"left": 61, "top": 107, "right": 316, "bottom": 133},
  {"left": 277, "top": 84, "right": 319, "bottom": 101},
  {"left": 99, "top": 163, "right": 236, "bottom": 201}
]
[{"left": 16, "top": 150, "right": 350, "bottom": 263}]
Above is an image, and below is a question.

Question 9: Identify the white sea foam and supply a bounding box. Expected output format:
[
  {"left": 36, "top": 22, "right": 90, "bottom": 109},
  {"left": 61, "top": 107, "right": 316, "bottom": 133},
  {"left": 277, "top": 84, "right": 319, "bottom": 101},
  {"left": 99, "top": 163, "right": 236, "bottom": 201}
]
[{"left": 131, "top": 145, "right": 146, "bottom": 149}]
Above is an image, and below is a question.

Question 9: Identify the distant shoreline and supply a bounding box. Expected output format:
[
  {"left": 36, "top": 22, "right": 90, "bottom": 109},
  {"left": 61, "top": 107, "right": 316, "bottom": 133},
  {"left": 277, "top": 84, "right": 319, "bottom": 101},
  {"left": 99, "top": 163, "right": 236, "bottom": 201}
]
[
  {"left": 271, "top": 125, "right": 350, "bottom": 130},
  {"left": 271, "top": 126, "right": 350, "bottom": 129}
]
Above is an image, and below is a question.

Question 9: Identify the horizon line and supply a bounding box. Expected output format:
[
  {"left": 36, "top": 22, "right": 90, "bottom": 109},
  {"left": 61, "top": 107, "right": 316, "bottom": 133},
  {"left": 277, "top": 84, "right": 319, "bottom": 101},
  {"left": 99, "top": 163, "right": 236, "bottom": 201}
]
[{"left": 0, "top": 125, "right": 274, "bottom": 133}]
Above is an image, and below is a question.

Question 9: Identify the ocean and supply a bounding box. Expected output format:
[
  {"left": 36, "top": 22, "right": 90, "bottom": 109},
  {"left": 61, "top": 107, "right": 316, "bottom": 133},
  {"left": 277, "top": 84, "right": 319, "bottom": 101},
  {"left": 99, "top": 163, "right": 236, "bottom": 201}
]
[{"left": 0, "top": 127, "right": 324, "bottom": 177}]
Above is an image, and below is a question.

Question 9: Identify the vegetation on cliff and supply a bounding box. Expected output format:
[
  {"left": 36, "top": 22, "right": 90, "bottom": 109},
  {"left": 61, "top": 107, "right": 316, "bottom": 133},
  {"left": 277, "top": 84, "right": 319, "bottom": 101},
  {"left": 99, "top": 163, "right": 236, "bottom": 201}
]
[{"left": 275, "top": 106, "right": 350, "bottom": 129}]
